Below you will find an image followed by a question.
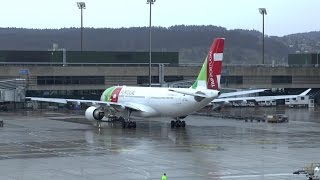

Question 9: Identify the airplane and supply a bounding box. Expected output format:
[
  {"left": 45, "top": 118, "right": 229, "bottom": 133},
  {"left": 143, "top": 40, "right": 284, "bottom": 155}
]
[{"left": 27, "top": 38, "right": 269, "bottom": 128}]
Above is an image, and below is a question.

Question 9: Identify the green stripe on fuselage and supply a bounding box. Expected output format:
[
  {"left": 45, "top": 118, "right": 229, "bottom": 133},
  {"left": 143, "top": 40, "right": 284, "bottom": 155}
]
[{"left": 103, "top": 86, "right": 116, "bottom": 102}]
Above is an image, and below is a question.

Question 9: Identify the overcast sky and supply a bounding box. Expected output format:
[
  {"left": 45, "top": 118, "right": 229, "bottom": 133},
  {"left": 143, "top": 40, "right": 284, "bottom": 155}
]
[{"left": 0, "top": 0, "right": 318, "bottom": 36}]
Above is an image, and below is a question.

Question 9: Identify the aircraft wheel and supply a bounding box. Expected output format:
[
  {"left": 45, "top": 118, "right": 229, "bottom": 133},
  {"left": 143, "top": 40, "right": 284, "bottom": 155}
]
[
  {"left": 125, "top": 121, "right": 136, "bottom": 129},
  {"left": 122, "top": 121, "right": 127, "bottom": 129},
  {"left": 129, "top": 122, "right": 134, "bottom": 129},
  {"left": 181, "top": 121, "right": 186, "bottom": 128},
  {"left": 171, "top": 120, "right": 175, "bottom": 128},
  {"left": 119, "top": 117, "right": 126, "bottom": 122},
  {"left": 132, "top": 122, "right": 136, "bottom": 128},
  {"left": 175, "top": 120, "right": 181, "bottom": 128}
]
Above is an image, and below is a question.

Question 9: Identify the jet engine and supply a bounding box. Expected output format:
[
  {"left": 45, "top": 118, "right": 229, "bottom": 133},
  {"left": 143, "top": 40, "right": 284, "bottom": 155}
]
[{"left": 85, "top": 106, "right": 105, "bottom": 121}]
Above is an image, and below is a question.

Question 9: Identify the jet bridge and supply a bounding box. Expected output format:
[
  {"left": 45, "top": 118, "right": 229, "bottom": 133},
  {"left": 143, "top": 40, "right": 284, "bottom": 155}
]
[{"left": 0, "top": 79, "right": 26, "bottom": 103}]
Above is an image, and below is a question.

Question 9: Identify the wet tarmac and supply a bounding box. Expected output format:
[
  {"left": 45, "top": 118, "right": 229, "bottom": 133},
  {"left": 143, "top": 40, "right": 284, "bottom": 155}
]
[{"left": 0, "top": 107, "right": 319, "bottom": 180}]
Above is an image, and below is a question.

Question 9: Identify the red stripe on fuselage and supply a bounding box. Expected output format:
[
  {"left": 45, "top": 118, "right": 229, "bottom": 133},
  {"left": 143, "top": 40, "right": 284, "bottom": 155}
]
[{"left": 111, "top": 87, "right": 122, "bottom": 103}]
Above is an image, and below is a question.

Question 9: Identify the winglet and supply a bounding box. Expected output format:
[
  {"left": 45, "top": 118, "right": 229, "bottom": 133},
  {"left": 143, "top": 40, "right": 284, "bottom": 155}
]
[{"left": 299, "top": 88, "right": 311, "bottom": 96}]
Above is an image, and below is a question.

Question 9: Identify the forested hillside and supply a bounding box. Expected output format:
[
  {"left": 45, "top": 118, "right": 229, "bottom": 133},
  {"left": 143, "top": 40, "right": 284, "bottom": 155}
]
[{"left": 0, "top": 25, "right": 317, "bottom": 64}]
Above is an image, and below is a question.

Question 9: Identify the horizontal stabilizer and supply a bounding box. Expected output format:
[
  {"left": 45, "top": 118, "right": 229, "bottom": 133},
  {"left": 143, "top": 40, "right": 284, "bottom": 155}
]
[
  {"left": 168, "top": 89, "right": 208, "bottom": 98},
  {"left": 299, "top": 88, "right": 311, "bottom": 96}
]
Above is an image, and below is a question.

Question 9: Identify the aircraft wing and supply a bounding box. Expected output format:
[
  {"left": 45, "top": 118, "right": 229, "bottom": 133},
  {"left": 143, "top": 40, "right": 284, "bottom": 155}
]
[
  {"left": 26, "top": 97, "right": 149, "bottom": 112},
  {"left": 218, "top": 89, "right": 267, "bottom": 98},
  {"left": 27, "top": 97, "right": 108, "bottom": 105},
  {"left": 213, "top": 88, "right": 311, "bottom": 103}
]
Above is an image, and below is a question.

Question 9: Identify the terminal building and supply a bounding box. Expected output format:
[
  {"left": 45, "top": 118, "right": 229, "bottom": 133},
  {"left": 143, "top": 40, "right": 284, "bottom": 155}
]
[{"left": 0, "top": 50, "right": 319, "bottom": 104}]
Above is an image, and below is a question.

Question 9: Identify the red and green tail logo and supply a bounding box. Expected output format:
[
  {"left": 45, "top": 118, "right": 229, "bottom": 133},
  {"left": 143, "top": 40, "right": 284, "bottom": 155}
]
[{"left": 191, "top": 38, "right": 224, "bottom": 90}]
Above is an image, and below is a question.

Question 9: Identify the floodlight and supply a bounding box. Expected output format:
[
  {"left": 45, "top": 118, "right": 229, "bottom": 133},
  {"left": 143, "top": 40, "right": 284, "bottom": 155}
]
[
  {"left": 77, "top": 2, "right": 86, "bottom": 9},
  {"left": 146, "top": 0, "right": 156, "bottom": 4},
  {"left": 77, "top": 2, "right": 86, "bottom": 51},
  {"left": 259, "top": 8, "right": 267, "bottom": 15}
]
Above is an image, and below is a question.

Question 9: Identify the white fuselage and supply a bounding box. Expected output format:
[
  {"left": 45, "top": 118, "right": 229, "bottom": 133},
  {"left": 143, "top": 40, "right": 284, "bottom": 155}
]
[{"left": 101, "top": 86, "right": 219, "bottom": 118}]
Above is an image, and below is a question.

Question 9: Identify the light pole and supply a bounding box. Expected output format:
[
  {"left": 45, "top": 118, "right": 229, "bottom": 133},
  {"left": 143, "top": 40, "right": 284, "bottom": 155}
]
[
  {"left": 317, "top": 52, "right": 319, "bottom": 67},
  {"left": 77, "top": 2, "right": 86, "bottom": 52},
  {"left": 259, "top": 8, "right": 267, "bottom": 64},
  {"left": 147, "top": 0, "right": 156, "bottom": 87}
]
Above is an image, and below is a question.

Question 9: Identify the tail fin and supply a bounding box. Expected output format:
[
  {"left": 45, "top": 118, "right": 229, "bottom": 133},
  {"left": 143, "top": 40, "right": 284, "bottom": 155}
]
[{"left": 191, "top": 38, "right": 225, "bottom": 90}]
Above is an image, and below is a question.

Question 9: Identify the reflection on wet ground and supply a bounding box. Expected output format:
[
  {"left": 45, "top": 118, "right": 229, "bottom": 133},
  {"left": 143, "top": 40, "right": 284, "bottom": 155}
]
[{"left": 0, "top": 107, "right": 319, "bottom": 179}]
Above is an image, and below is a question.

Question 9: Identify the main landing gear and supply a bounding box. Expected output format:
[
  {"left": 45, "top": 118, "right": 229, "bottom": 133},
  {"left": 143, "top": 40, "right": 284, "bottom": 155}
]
[
  {"left": 95, "top": 116, "right": 136, "bottom": 129},
  {"left": 122, "top": 120, "right": 136, "bottom": 129},
  {"left": 119, "top": 115, "right": 136, "bottom": 129},
  {"left": 107, "top": 111, "right": 136, "bottom": 129},
  {"left": 121, "top": 109, "right": 136, "bottom": 129},
  {"left": 171, "top": 119, "right": 186, "bottom": 128}
]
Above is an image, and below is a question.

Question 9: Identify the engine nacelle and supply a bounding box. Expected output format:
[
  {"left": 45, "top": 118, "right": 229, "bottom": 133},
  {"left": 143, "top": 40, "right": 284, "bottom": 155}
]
[{"left": 85, "top": 106, "right": 105, "bottom": 121}]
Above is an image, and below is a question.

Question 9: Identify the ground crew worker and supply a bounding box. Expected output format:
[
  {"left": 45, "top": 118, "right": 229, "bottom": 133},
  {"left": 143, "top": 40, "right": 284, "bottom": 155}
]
[{"left": 162, "top": 173, "right": 167, "bottom": 180}]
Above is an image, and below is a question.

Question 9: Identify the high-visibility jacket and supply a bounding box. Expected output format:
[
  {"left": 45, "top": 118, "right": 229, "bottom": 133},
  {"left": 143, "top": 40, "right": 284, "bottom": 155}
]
[{"left": 162, "top": 175, "right": 167, "bottom": 180}]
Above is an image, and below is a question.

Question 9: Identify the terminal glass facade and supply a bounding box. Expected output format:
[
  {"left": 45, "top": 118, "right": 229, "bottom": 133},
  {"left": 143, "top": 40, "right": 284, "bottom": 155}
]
[
  {"left": 221, "top": 76, "right": 243, "bottom": 85},
  {"left": 272, "top": 76, "right": 292, "bottom": 84},
  {"left": 37, "top": 76, "right": 105, "bottom": 85},
  {"left": 137, "top": 76, "right": 183, "bottom": 85}
]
